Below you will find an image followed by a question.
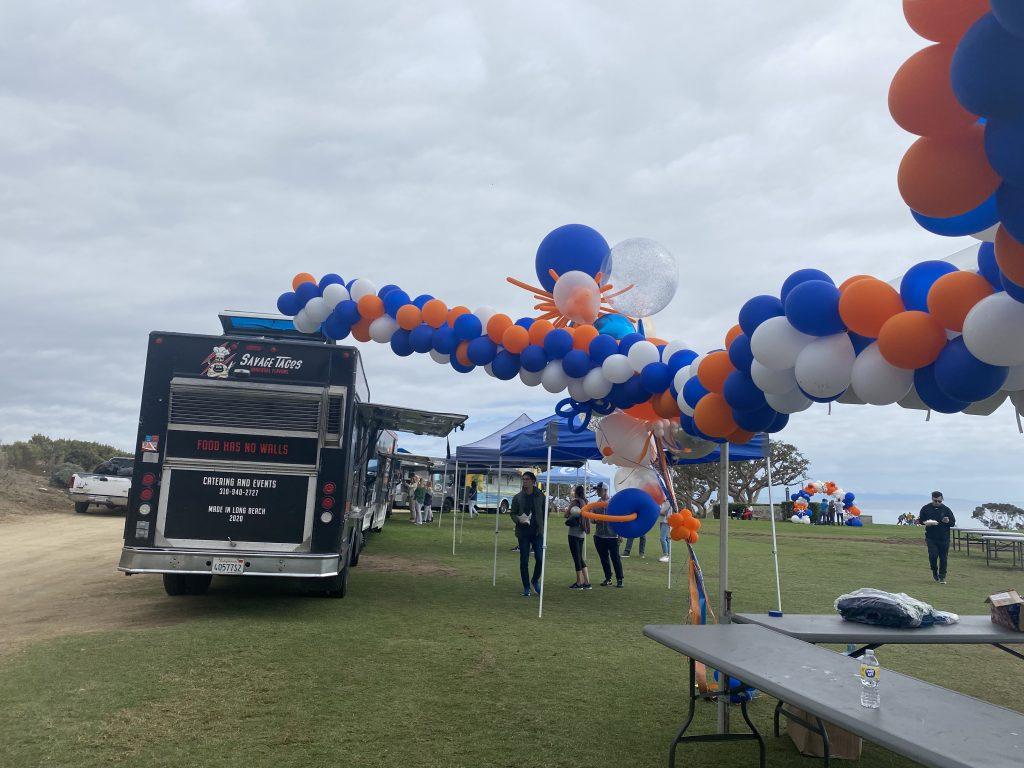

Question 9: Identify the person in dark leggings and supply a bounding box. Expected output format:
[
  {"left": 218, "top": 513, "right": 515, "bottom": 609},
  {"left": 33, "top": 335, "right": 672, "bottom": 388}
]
[
  {"left": 591, "top": 482, "right": 624, "bottom": 587},
  {"left": 509, "top": 471, "right": 547, "bottom": 596},
  {"left": 564, "top": 485, "right": 591, "bottom": 590}
]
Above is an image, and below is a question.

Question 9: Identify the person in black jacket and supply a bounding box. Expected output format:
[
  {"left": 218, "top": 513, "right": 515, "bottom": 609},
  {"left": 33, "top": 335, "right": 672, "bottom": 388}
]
[
  {"left": 919, "top": 490, "right": 956, "bottom": 584},
  {"left": 510, "top": 471, "right": 547, "bottom": 597}
]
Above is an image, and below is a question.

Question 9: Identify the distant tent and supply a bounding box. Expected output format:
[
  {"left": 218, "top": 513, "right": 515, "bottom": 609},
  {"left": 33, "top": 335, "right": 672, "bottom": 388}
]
[{"left": 455, "top": 413, "right": 534, "bottom": 468}]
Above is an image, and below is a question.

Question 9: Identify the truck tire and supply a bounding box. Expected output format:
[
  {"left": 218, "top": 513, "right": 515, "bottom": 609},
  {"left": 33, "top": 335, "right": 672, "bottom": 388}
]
[
  {"left": 162, "top": 573, "right": 212, "bottom": 596},
  {"left": 74, "top": 502, "right": 90, "bottom": 514},
  {"left": 322, "top": 566, "right": 349, "bottom": 598},
  {"left": 349, "top": 529, "right": 363, "bottom": 567}
]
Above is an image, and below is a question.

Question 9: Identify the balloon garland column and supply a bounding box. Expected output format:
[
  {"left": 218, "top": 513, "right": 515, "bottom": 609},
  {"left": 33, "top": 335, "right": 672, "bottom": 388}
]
[{"left": 717, "top": 443, "right": 731, "bottom": 735}]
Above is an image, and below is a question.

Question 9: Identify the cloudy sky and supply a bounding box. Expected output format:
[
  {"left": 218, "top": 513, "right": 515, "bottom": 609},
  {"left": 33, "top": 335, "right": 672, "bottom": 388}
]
[{"left": 2, "top": 1, "right": 1021, "bottom": 512}]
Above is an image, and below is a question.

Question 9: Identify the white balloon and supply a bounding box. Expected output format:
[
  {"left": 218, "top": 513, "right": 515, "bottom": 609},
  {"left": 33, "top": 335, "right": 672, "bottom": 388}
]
[
  {"left": 520, "top": 368, "right": 543, "bottom": 387},
  {"left": 676, "top": 390, "right": 694, "bottom": 417},
  {"left": 661, "top": 340, "right": 690, "bottom": 361},
  {"left": 583, "top": 367, "right": 613, "bottom": 400},
  {"left": 1011, "top": 390, "right": 1024, "bottom": 411},
  {"left": 672, "top": 368, "right": 690, "bottom": 394},
  {"left": 766, "top": 387, "right": 812, "bottom": 414},
  {"left": 1003, "top": 363, "right": 1024, "bottom": 392},
  {"left": 484, "top": 363, "right": 496, "bottom": 378},
  {"left": 608, "top": 238, "right": 679, "bottom": 318},
  {"left": 567, "top": 377, "right": 589, "bottom": 402},
  {"left": 321, "top": 282, "right": 350, "bottom": 308},
  {"left": 750, "top": 360, "right": 797, "bottom": 395},
  {"left": 552, "top": 270, "right": 601, "bottom": 324},
  {"left": 429, "top": 350, "right": 450, "bottom": 365},
  {"left": 837, "top": 389, "right": 864, "bottom": 405},
  {"left": 369, "top": 315, "right": 398, "bottom": 343},
  {"left": 751, "top": 316, "right": 815, "bottom": 371},
  {"left": 688, "top": 354, "right": 706, "bottom": 380},
  {"left": 595, "top": 411, "right": 653, "bottom": 467},
  {"left": 627, "top": 340, "right": 660, "bottom": 372},
  {"left": 602, "top": 353, "right": 634, "bottom": 384},
  {"left": 348, "top": 278, "right": 377, "bottom": 302},
  {"left": 795, "top": 333, "right": 855, "bottom": 399},
  {"left": 898, "top": 386, "right": 929, "bottom": 411},
  {"left": 850, "top": 342, "right": 914, "bottom": 405},
  {"left": 970, "top": 223, "right": 999, "bottom": 243},
  {"left": 304, "top": 296, "right": 331, "bottom": 323},
  {"left": 541, "top": 361, "right": 569, "bottom": 393},
  {"left": 963, "top": 292, "right": 1024, "bottom": 367},
  {"left": 474, "top": 306, "right": 497, "bottom": 329},
  {"left": 963, "top": 391, "right": 1008, "bottom": 415}
]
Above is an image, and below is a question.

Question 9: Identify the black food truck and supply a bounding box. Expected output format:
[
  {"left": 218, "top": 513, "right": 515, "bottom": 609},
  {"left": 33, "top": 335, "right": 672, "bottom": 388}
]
[{"left": 118, "top": 311, "right": 466, "bottom": 597}]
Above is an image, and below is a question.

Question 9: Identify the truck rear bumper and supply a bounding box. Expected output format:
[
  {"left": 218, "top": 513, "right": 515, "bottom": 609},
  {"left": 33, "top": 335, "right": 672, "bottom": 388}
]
[
  {"left": 69, "top": 492, "right": 128, "bottom": 506},
  {"left": 118, "top": 547, "right": 342, "bottom": 578}
]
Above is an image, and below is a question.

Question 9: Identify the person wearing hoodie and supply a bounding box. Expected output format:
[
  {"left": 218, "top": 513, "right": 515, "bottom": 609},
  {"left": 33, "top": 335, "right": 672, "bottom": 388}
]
[{"left": 509, "top": 471, "right": 547, "bottom": 596}]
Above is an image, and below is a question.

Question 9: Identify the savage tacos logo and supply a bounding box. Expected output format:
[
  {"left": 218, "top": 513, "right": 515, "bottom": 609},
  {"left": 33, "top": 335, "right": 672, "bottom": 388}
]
[{"left": 202, "top": 345, "right": 236, "bottom": 379}]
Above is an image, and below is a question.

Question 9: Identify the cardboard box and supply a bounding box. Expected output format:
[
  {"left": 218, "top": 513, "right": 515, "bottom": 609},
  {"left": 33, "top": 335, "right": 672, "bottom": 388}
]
[
  {"left": 786, "top": 706, "right": 863, "bottom": 760},
  {"left": 986, "top": 590, "right": 1024, "bottom": 632}
]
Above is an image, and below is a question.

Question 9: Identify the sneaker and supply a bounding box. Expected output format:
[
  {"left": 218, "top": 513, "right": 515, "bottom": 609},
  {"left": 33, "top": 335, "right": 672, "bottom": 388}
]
[
  {"left": 600, "top": 579, "right": 612, "bottom": 586},
  {"left": 939, "top": 578, "right": 947, "bottom": 584},
  {"left": 521, "top": 590, "right": 531, "bottom": 597},
  {"left": 622, "top": 552, "right": 631, "bottom": 558},
  {"left": 511, "top": 546, "right": 519, "bottom": 552},
  {"left": 582, "top": 583, "right": 593, "bottom": 590},
  {"left": 569, "top": 583, "right": 582, "bottom": 590},
  {"left": 658, "top": 555, "right": 670, "bottom": 563},
  {"left": 615, "top": 580, "right": 624, "bottom": 588}
]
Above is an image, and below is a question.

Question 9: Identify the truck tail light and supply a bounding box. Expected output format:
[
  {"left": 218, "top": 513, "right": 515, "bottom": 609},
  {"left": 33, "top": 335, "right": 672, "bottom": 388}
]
[
  {"left": 139, "top": 488, "right": 154, "bottom": 501},
  {"left": 142, "top": 472, "right": 156, "bottom": 486},
  {"left": 321, "top": 496, "right": 335, "bottom": 510},
  {"left": 323, "top": 481, "right": 336, "bottom": 494}
]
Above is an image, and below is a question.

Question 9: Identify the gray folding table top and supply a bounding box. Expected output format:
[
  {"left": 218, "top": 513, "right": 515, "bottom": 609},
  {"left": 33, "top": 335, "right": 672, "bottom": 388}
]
[
  {"left": 731, "top": 613, "right": 1024, "bottom": 645},
  {"left": 644, "top": 623, "right": 1024, "bottom": 768}
]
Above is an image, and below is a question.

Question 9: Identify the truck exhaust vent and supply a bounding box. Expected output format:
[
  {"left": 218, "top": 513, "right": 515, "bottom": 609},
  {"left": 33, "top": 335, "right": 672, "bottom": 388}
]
[{"left": 170, "top": 388, "right": 322, "bottom": 433}]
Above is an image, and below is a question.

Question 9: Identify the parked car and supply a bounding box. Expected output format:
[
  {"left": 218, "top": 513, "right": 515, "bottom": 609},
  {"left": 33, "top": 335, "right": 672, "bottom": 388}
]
[{"left": 68, "top": 457, "right": 134, "bottom": 514}]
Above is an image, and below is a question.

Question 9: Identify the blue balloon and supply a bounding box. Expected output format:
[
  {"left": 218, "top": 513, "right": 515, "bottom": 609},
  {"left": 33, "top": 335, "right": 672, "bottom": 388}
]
[
  {"left": 996, "top": 182, "right": 1024, "bottom": 244},
  {"left": 621, "top": 376, "right": 647, "bottom": 406},
  {"left": 345, "top": 278, "right": 357, "bottom": 291},
  {"left": 640, "top": 362, "right": 672, "bottom": 394},
  {"left": 467, "top": 336, "right": 498, "bottom": 366},
  {"left": 738, "top": 295, "right": 785, "bottom": 336},
  {"left": 594, "top": 313, "right": 635, "bottom": 339},
  {"left": 520, "top": 345, "right": 548, "bottom": 373},
  {"left": 991, "top": 0, "right": 1024, "bottom": 38},
  {"left": 618, "top": 333, "right": 645, "bottom": 355},
  {"left": 784, "top": 280, "right": 844, "bottom": 336},
  {"left": 294, "top": 281, "right": 320, "bottom": 307},
  {"left": 412, "top": 294, "right": 433, "bottom": 309},
  {"left": 843, "top": 492, "right": 855, "bottom": 504},
  {"left": 410, "top": 324, "right": 435, "bottom": 353},
  {"left": 608, "top": 383, "right": 631, "bottom": 409},
  {"left": 951, "top": 13, "right": 1024, "bottom": 120},
  {"left": 914, "top": 364, "right": 969, "bottom": 414},
  {"left": 911, "top": 193, "right": 999, "bottom": 237},
  {"left": 383, "top": 289, "right": 410, "bottom": 317},
  {"left": 1002, "top": 272, "right": 1024, "bottom": 302},
  {"left": 682, "top": 377, "right": 709, "bottom": 410},
  {"left": 607, "top": 488, "right": 660, "bottom": 539},
  {"left": 432, "top": 325, "right": 457, "bottom": 354},
  {"left": 978, "top": 242, "right": 1003, "bottom": 289},
  {"left": 847, "top": 517, "right": 863, "bottom": 528},
  {"left": 515, "top": 316, "right": 535, "bottom": 330},
  {"left": 723, "top": 371, "right": 767, "bottom": 413},
  {"left": 562, "top": 350, "right": 591, "bottom": 379},
  {"left": 277, "top": 292, "right": 300, "bottom": 316},
  {"left": 849, "top": 333, "right": 874, "bottom": 354},
  {"left": 733, "top": 403, "right": 777, "bottom": 432},
  {"left": 323, "top": 312, "right": 350, "bottom": 340},
  {"left": 934, "top": 337, "right": 1008, "bottom": 402},
  {"left": 390, "top": 329, "right": 413, "bottom": 357},
  {"left": 728, "top": 335, "right": 754, "bottom": 374},
  {"left": 491, "top": 350, "right": 520, "bottom": 380},
  {"left": 318, "top": 273, "right": 344, "bottom": 290},
  {"left": 535, "top": 224, "right": 611, "bottom": 293},
  {"left": 668, "top": 349, "right": 699, "bottom": 373},
  {"left": 780, "top": 269, "right": 833, "bottom": 303},
  {"left": 336, "top": 300, "right": 360, "bottom": 326},
  {"left": 377, "top": 284, "right": 401, "bottom": 298},
  {"left": 679, "top": 414, "right": 698, "bottom": 437},
  {"left": 589, "top": 334, "right": 619, "bottom": 364},
  {"left": 985, "top": 116, "right": 1024, "bottom": 187},
  {"left": 543, "top": 328, "right": 573, "bottom": 359},
  {"left": 451, "top": 358, "right": 474, "bottom": 374},
  {"left": 765, "top": 411, "right": 790, "bottom": 434},
  {"left": 799, "top": 387, "right": 843, "bottom": 404},
  {"left": 900, "top": 260, "right": 958, "bottom": 312},
  {"left": 453, "top": 313, "right": 483, "bottom": 341}
]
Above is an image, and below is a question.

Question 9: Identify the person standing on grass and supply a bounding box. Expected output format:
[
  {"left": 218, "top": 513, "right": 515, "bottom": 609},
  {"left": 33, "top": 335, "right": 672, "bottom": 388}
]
[
  {"left": 919, "top": 490, "right": 956, "bottom": 584},
  {"left": 592, "top": 482, "right": 624, "bottom": 588},
  {"left": 468, "top": 480, "right": 480, "bottom": 518},
  {"left": 405, "top": 475, "right": 418, "bottom": 523},
  {"left": 657, "top": 499, "right": 672, "bottom": 563},
  {"left": 413, "top": 480, "right": 426, "bottom": 525},
  {"left": 422, "top": 485, "right": 434, "bottom": 524},
  {"left": 564, "top": 485, "right": 592, "bottom": 590},
  {"left": 510, "top": 471, "right": 546, "bottom": 597},
  {"left": 622, "top": 532, "right": 645, "bottom": 558}
]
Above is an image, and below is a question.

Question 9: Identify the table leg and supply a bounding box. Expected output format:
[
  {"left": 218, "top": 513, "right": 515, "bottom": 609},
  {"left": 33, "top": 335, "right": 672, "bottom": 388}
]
[
  {"left": 992, "top": 643, "right": 1024, "bottom": 662},
  {"left": 775, "top": 704, "right": 832, "bottom": 768}
]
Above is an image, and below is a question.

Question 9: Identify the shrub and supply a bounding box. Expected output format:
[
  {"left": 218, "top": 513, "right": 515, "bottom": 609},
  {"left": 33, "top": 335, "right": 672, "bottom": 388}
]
[{"left": 51, "top": 462, "right": 85, "bottom": 489}]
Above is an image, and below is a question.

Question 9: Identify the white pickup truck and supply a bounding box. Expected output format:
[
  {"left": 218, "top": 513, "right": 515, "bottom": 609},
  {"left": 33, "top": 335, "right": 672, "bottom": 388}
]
[{"left": 68, "top": 457, "right": 134, "bottom": 514}]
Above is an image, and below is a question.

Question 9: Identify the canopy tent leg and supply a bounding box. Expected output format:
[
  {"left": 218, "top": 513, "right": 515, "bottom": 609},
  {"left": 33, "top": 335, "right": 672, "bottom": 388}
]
[
  {"left": 452, "top": 460, "right": 459, "bottom": 555},
  {"left": 492, "top": 455, "right": 503, "bottom": 586},
  {"left": 438, "top": 460, "right": 448, "bottom": 528},
  {"left": 766, "top": 437, "right": 783, "bottom": 616},
  {"left": 583, "top": 463, "right": 588, "bottom": 562},
  {"left": 538, "top": 445, "right": 553, "bottom": 619},
  {"left": 717, "top": 443, "right": 731, "bottom": 735}
]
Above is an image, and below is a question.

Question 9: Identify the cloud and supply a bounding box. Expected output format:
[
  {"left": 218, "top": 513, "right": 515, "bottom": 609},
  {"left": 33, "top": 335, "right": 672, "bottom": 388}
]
[{"left": 1, "top": 1, "right": 1021, "bottom": 506}]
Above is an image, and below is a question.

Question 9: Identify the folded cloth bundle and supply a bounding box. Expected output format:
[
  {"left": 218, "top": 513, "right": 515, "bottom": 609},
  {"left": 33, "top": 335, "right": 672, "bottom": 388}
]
[{"left": 834, "top": 588, "right": 960, "bottom": 629}]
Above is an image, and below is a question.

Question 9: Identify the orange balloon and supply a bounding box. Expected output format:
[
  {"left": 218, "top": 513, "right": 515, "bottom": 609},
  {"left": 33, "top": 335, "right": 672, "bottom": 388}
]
[
  {"left": 667, "top": 512, "right": 686, "bottom": 527},
  {"left": 421, "top": 299, "right": 448, "bottom": 329},
  {"left": 669, "top": 527, "right": 687, "bottom": 542},
  {"left": 528, "top": 319, "right": 554, "bottom": 346},
  {"left": 292, "top": 272, "right": 316, "bottom": 290},
  {"left": 624, "top": 399, "right": 660, "bottom": 422},
  {"left": 876, "top": 311, "right": 947, "bottom": 369},
  {"left": 889, "top": 44, "right": 976, "bottom": 137},
  {"left": 926, "top": 271, "right": 994, "bottom": 331},
  {"left": 357, "top": 294, "right": 385, "bottom": 321},
  {"left": 903, "top": 0, "right": 989, "bottom": 43},
  {"left": 690, "top": 517, "right": 702, "bottom": 532},
  {"left": 848, "top": 506, "right": 862, "bottom": 516},
  {"left": 486, "top": 314, "right": 513, "bottom": 344},
  {"left": 897, "top": 125, "right": 1000, "bottom": 218},
  {"left": 995, "top": 226, "right": 1024, "bottom": 287},
  {"left": 688, "top": 532, "right": 700, "bottom": 544},
  {"left": 502, "top": 325, "right": 530, "bottom": 354},
  {"left": 573, "top": 324, "right": 599, "bottom": 351},
  {"left": 396, "top": 304, "right": 422, "bottom": 331},
  {"left": 693, "top": 393, "right": 737, "bottom": 439},
  {"left": 455, "top": 341, "right": 472, "bottom": 367},
  {"left": 351, "top": 316, "right": 372, "bottom": 343},
  {"left": 697, "top": 351, "right": 734, "bottom": 394},
  {"left": 838, "top": 275, "right": 873, "bottom": 292},
  {"left": 838, "top": 278, "right": 905, "bottom": 337},
  {"left": 725, "top": 324, "right": 743, "bottom": 348},
  {"left": 727, "top": 428, "right": 755, "bottom": 445},
  {"left": 652, "top": 389, "right": 681, "bottom": 419},
  {"left": 448, "top": 305, "right": 470, "bottom": 326}
]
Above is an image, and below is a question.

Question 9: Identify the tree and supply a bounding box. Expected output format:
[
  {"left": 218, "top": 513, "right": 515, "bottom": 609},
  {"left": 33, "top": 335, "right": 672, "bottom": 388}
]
[
  {"left": 669, "top": 463, "right": 719, "bottom": 517},
  {"left": 728, "top": 440, "right": 809, "bottom": 505},
  {"left": 971, "top": 502, "right": 1024, "bottom": 532}
]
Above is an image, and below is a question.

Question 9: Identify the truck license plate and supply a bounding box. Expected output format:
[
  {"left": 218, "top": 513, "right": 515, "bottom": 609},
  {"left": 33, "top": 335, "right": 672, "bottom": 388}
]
[{"left": 211, "top": 557, "right": 245, "bottom": 575}]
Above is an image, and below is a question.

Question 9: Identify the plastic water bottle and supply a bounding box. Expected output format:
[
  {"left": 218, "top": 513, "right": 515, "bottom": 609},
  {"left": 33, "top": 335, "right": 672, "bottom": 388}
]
[{"left": 859, "top": 649, "right": 880, "bottom": 709}]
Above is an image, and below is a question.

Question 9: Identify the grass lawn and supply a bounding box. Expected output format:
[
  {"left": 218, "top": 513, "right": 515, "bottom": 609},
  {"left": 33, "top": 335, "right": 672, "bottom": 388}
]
[{"left": 1, "top": 515, "right": 1020, "bottom": 767}]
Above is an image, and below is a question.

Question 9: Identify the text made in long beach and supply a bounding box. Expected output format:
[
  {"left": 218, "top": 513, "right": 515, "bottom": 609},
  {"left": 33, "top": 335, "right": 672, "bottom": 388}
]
[{"left": 207, "top": 505, "right": 268, "bottom": 523}]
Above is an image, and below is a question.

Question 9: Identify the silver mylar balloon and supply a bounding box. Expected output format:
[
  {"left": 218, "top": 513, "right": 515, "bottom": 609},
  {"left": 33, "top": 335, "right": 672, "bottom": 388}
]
[
  {"left": 664, "top": 424, "right": 716, "bottom": 460},
  {"left": 608, "top": 238, "right": 678, "bottom": 318}
]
